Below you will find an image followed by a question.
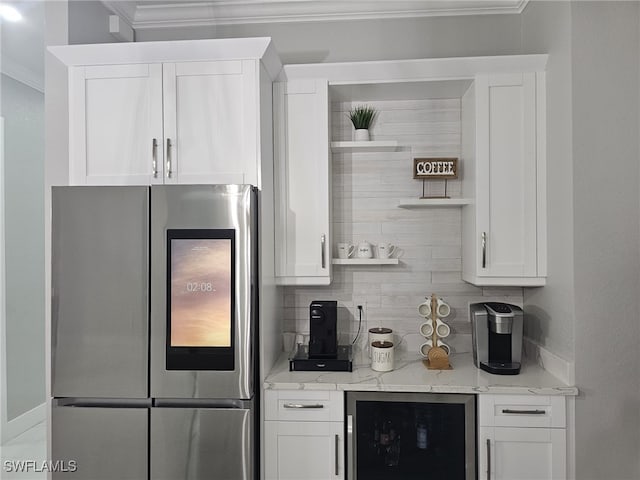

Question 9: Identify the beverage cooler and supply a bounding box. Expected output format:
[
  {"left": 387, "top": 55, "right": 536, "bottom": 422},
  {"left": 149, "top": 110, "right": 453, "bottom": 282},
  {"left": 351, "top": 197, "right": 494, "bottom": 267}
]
[{"left": 346, "top": 392, "right": 476, "bottom": 480}]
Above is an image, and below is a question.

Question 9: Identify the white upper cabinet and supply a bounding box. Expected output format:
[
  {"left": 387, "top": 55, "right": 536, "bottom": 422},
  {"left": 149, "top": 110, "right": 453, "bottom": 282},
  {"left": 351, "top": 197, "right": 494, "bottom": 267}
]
[
  {"left": 462, "top": 72, "right": 547, "bottom": 286},
  {"left": 70, "top": 64, "right": 164, "bottom": 185},
  {"left": 163, "top": 60, "right": 258, "bottom": 185},
  {"left": 273, "top": 79, "right": 331, "bottom": 285},
  {"left": 51, "top": 38, "right": 282, "bottom": 187}
]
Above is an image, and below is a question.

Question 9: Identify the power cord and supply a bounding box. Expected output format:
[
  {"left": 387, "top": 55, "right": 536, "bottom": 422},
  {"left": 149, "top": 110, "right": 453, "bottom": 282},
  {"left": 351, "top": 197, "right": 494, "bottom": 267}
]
[{"left": 352, "top": 305, "right": 363, "bottom": 345}]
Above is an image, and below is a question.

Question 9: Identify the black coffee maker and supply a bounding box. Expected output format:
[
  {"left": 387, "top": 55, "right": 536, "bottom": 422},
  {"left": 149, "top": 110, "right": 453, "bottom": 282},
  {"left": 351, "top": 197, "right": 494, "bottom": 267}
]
[
  {"left": 289, "top": 300, "right": 352, "bottom": 372},
  {"left": 308, "top": 300, "right": 338, "bottom": 358},
  {"left": 470, "top": 302, "right": 523, "bottom": 375}
]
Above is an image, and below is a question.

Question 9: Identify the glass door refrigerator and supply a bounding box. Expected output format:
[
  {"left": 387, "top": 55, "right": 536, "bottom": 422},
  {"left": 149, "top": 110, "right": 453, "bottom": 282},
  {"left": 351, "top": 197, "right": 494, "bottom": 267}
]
[{"left": 346, "top": 392, "right": 476, "bottom": 480}]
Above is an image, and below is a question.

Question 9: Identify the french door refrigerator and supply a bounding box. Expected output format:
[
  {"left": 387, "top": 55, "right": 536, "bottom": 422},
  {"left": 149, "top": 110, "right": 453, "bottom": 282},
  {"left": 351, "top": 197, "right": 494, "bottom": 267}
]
[{"left": 51, "top": 185, "right": 258, "bottom": 480}]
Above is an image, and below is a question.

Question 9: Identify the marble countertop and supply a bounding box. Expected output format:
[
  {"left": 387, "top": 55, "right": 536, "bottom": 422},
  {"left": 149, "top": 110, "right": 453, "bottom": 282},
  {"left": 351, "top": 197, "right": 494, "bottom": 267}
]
[{"left": 264, "top": 349, "right": 578, "bottom": 396}]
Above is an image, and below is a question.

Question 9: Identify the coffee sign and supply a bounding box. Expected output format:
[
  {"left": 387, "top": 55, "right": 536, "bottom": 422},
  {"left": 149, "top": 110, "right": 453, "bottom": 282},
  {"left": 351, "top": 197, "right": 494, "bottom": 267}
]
[{"left": 413, "top": 158, "right": 458, "bottom": 179}]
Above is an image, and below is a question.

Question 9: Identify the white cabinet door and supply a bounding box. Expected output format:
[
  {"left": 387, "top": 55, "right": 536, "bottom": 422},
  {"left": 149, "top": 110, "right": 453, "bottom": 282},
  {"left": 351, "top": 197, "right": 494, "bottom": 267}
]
[
  {"left": 462, "top": 72, "right": 546, "bottom": 286},
  {"left": 264, "top": 421, "right": 344, "bottom": 480},
  {"left": 479, "top": 426, "right": 566, "bottom": 480},
  {"left": 163, "top": 60, "right": 258, "bottom": 185},
  {"left": 273, "top": 80, "right": 331, "bottom": 285},
  {"left": 70, "top": 64, "right": 164, "bottom": 185}
]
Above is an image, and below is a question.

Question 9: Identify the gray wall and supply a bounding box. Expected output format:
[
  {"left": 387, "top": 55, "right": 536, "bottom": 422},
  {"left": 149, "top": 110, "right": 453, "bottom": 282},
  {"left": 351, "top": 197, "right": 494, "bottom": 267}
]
[
  {"left": 1, "top": 74, "right": 46, "bottom": 420},
  {"left": 136, "top": 14, "right": 522, "bottom": 63},
  {"left": 521, "top": 2, "right": 575, "bottom": 365},
  {"left": 571, "top": 3, "right": 640, "bottom": 479},
  {"left": 524, "top": 2, "right": 640, "bottom": 478},
  {"left": 69, "top": 0, "right": 120, "bottom": 44}
]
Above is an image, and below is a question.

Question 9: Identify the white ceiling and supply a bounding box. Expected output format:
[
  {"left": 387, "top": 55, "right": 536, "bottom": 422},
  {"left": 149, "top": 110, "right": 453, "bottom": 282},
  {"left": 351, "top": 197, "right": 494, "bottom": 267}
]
[
  {"left": 1, "top": 0, "right": 45, "bottom": 92},
  {"left": 103, "top": 0, "right": 529, "bottom": 29}
]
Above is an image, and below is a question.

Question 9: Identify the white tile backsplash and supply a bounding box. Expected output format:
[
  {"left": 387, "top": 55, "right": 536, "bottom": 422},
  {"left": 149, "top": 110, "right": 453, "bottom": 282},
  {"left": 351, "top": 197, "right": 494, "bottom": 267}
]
[{"left": 283, "top": 98, "right": 523, "bottom": 353}]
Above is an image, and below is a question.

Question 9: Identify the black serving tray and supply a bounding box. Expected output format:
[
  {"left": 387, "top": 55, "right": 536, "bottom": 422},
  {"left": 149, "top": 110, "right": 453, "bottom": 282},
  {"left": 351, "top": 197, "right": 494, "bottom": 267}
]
[{"left": 289, "top": 344, "right": 353, "bottom": 372}]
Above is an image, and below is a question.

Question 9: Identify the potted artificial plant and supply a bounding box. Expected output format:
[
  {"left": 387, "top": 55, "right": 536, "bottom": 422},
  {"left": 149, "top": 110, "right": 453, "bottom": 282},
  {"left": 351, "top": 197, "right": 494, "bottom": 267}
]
[{"left": 348, "top": 105, "right": 377, "bottom": 141}]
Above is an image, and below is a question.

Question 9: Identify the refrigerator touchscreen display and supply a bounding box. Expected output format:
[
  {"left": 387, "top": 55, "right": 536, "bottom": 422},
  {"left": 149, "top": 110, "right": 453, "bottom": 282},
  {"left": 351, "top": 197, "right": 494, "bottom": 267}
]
[{"left": 167, "top": 229, "right": 235, "bottom": 370}]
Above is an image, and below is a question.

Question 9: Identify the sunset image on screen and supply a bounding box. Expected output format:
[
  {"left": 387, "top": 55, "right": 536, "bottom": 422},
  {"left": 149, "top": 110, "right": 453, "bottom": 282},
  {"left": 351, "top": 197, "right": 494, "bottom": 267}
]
[{"left": 170, "top": 238, "right": 232, "bottom": 347}]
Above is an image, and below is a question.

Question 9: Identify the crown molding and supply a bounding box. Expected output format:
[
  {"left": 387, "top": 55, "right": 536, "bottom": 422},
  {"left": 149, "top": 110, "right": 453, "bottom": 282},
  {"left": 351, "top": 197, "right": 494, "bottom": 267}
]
[
  {"left": 101, "top": 0, "right": 529, "bottom": 30},
  {"left": 1, "top": 55, "right": 44, "bottom": 93}
]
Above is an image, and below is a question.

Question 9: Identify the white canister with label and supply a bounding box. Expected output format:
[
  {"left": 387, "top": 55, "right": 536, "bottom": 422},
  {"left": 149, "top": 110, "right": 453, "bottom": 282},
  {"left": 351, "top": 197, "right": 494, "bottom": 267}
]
[{"left": 371, "top": 340, "right": 395, "bottom": 372}]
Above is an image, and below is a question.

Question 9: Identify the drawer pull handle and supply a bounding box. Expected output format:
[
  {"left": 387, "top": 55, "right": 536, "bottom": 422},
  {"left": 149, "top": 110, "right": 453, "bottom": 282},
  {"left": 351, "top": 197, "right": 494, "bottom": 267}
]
[
  {"left": 334, "top": 434, "right": 339, "bottom": 476},
  {"left": 283, "top": 403, "right": 324, "bottom": 409},
  {"left": 501, "top": 409, "right": 546, "bottom": 415},
  {"left": 486, "top": 438, "right": 491, "bottom": 478}
]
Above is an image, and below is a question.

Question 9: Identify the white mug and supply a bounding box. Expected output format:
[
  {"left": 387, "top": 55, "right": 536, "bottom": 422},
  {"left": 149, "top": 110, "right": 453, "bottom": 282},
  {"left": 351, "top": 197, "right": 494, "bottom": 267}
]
[
  {"left": 337, "top": 242, "right": 355, "bottom": 259},
  {"left": 436, "top": 298, "right": 451, "bottom": 318},
  {"left": 420, "top": 339, "right": 450, "bottom": 357},
  {"left": 371, "top": 340, "right": 394, "bottom": 372},
  {"left": 377, "top": 242, "right": 396, "bottom": 259},
  {"left": 419, "top": 319, "right": 434, "bottom": 338},
  {"left": 357, "top": 241, "right": 373, "bottom": 259},
  {"left": 417, "top": 299, "right": 432, "bottom": 318},
  {"left": 435, "top": 319, "right": 451, "bottom": 338}
]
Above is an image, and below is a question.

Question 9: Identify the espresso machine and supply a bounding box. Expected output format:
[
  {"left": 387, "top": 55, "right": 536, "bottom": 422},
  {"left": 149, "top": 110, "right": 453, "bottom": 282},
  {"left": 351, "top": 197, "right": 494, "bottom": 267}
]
[
  {"left": 470, "top": 302, "right": 523, "bottom": 375},
  {"left": 289, "top": 300, "right": 352, "bottom": 372}
]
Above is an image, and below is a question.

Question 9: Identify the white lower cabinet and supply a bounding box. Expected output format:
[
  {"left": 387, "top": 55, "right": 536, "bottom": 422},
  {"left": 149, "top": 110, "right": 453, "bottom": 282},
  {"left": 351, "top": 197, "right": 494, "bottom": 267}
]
[
  {"left": 264, "top": 390, "right": 344, "bottom": 480},
  {"left": 265, "top": 420, "right": 344, "bottom": 480},
  {"left": 478, "top": 395, "right": 567, "bottom": 480}
]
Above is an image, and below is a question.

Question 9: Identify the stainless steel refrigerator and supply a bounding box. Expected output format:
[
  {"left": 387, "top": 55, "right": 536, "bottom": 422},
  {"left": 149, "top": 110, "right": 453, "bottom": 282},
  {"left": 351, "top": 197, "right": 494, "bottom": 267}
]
[{"left": 51, "top": 185, "right": 258, "bottom": 480}]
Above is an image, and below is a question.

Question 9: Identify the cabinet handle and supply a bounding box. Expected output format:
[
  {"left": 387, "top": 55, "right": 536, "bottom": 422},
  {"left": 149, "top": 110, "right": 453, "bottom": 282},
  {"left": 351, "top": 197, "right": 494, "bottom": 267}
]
[
  {"left": 334, "top": 434, "right": 339, "bottom": 476},
  {"left": 321, "top": 234, "right": 326, "bottom": 269},
  {"left": 166, "top": 138, "right": 173, "bottom": 178},
  {"left": 282, "top": 403, "right": 324, "bottom": 409},
  {"left": 347, "top": 415, "right": 354, "bottom": 480},
  {"left": 481, "top": 232, "right": 487, "bottom": 268},
  {"left": 486, "top": 438, "right": 491, "bottom": 479},
  {"left": 501, "top": 409, "right": 546, "bottom": 415},
  {"left": 152, "top": 138, "right": 158, "bottom": 178}
]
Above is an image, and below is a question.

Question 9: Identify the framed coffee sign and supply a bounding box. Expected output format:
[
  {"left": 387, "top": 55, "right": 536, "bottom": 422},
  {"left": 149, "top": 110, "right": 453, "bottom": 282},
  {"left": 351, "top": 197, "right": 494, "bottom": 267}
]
[{"left": 413, "top": 158, "right": 458, "bottom": 179}]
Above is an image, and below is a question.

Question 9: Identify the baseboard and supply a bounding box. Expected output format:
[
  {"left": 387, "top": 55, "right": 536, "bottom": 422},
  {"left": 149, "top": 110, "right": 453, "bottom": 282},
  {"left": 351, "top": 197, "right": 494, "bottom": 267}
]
[
  {"left": 524, "top": 337, "right": 575, "bottom": 385},
  {"left": 1, "top": 402, "right": 46, "bottom": 444}
]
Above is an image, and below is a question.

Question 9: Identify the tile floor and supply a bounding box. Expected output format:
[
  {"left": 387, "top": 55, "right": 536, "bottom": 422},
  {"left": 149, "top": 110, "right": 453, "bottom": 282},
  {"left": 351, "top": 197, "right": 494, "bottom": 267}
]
[{"left": 0, "top": 422, "right": 46, "bottom": 480}]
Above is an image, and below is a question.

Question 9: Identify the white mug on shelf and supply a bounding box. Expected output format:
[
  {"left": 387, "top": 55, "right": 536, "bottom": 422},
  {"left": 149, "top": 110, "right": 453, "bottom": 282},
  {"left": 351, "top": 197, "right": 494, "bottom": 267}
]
[
  {"left": 337, "top": 242, "right": 355, "bottom": 259},
  {"left": 436, "top": 298, "right": 451, "bottom": 318},
  {"left": 417, "top": 299, "right": 432, "bottom": 318},
  {"left": 377, "top": 242, "right": 396, "bottom": 259},
  {"left": 419, "top": 319, "right": 434, "bottom": 338},
  {"left": 357, "top": 240, "right": 373, "bottom": 259},
  {"left": 435, "top": 319, "right": 451, "bottom": 338}
]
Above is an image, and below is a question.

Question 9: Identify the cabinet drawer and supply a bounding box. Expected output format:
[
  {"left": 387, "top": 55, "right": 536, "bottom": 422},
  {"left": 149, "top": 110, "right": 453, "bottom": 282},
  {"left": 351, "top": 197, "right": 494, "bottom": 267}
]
[
  {"left": 479, "top": 395, "right": 565, "bottom": 428},
  {"left": 264, "top": 390, "right": 343, "bottom": 422}
]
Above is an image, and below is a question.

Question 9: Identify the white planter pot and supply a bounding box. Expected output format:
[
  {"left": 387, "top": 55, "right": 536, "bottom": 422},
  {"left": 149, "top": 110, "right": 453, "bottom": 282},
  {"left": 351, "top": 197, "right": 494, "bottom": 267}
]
[{"left": 354, "top": 129, "right": 370, "bottom": 141}]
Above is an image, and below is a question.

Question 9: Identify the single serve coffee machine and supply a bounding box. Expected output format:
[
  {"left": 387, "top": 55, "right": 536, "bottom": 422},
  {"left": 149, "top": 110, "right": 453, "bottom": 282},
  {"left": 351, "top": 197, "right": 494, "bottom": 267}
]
[
  {"left": 289, "top": 300, "right": 353, "bottom": 372},
  {"left": 470, "top": 302, "right": 523, "bottom": 375}
]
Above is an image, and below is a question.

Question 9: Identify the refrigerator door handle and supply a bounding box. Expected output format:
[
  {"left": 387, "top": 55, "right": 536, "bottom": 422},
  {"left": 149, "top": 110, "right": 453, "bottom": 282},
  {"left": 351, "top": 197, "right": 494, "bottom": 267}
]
[
  {"left": 54, "top": 398, "right": 152, "bottom": 408},
  {"left": 153, "top": 398, "right": 252, "bottom": 409}
]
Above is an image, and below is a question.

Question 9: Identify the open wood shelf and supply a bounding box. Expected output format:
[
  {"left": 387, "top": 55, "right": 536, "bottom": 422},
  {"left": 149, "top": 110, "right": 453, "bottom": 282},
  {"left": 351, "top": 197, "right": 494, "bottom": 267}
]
[
  {"left": 332, "top": 258, "right": 399, "bottom": 265},
  {"left": 397, "top": 198, "right": 472, "bottom": 208},
  {"left": 330, "top": 140, "right": 399, "bottom": 152}
]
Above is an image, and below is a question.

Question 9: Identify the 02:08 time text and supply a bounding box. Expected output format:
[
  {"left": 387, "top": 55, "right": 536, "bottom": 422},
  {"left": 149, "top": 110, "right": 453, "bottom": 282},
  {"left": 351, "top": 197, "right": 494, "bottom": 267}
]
[{"left": 186, "top": 282, "right": 214, "bottom": 292}]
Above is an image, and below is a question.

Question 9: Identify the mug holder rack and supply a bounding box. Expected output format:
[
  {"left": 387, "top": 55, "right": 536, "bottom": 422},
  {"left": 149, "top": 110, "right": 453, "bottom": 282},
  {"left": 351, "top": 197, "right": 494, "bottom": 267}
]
[{"left": 423, "top": 293, "right": 453, "bottom": 370}]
